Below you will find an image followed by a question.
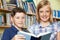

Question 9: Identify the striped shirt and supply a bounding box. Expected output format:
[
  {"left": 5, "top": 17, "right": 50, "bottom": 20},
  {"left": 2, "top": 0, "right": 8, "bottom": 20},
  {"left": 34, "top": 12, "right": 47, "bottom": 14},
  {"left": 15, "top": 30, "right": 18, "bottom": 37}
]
[{"left": 28, "top": 22, "right": 60, "bottom": 40}]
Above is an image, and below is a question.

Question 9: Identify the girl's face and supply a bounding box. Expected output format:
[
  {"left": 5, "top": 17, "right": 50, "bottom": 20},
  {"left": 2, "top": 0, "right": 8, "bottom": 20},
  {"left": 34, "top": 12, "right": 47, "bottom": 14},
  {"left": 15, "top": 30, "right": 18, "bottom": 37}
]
[
  {"left": 39, "top": 5, "right": 51, "bottom": 22},
  {"left": 11, "top": 12, "right": 25, "bottom": 28}
]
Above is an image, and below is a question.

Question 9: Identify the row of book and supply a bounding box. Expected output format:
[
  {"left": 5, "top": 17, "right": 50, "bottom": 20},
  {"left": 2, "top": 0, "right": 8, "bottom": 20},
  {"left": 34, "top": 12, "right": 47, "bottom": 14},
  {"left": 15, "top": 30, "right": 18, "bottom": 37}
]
[
  {"left": 0, "top": 13, "right": 36, "bottom": 27},
  {"left": 0, "top": 12, "right": 11, "bottom": 26},
  {"left": 0, "top": 0, "right": 16, "bottom": 10},
  {"left": 16, "top": 0, "right": 36, "bottom": 27},
  {"left": 25, "top": 15, "right": 36, "bottom": 27},
  {"left": 16, "top": 0, "right": 36, "bottom": 14},
  {"left": 53, "top": 10, "right": 60, "bottom": 18},
  {"left": 0, "top": 0, "right": 36, "bottom": 13},
  {"left": 0, "top": 10, "right": 59, "bottom": 26},
  {"left": 0, "top": 0, "right": 36, "bottom": 27},
  {"left": 0, "top": 10, "right": 58, "bottom": 26},
  {"left": 23, "top": 1, "right": 36, "bottom": 13}
]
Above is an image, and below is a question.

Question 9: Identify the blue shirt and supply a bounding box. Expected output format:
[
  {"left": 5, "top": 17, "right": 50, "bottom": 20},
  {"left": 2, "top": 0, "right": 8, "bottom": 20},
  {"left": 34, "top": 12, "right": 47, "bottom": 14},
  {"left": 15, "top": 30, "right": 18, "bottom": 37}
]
[{"left": 1, "top": 25, "right": 18, "bottom": 40}]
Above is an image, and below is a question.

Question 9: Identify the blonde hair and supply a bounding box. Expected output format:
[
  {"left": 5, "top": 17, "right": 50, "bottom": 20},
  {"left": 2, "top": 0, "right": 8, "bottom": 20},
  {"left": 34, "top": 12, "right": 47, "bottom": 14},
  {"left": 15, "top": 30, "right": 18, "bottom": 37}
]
[{"left": 36, "top": 0, "right": 53, "bottom": 23}]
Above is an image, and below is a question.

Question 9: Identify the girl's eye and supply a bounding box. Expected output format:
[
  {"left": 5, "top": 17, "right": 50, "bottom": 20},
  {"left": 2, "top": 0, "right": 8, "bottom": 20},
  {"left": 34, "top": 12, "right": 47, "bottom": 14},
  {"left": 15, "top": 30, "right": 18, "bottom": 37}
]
[
  {"left": 39, "top": 11, "right": 43, "bottom": 13},
  {"left": 46, "top": 11, "right": 50, "bottom": 13}
]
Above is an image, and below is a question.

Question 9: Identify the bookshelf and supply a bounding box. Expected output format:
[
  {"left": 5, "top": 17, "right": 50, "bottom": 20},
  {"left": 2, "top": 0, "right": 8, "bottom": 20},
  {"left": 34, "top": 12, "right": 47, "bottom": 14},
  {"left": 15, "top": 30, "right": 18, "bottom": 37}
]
[
  {"left": 0, "top": 8, "right": 11, "bottom": 13},
  {"left": 0, "top": 8, "right": 11, "bottom": 28},
  {"left": 0, "top": 2, "right": 11, "bottom": 28},
  {"left": 53, "top": 10, "right": 60, "bottom": 21},
  {"left": 0, "top": 0, "right": 60, "bottom": 40},
  {"left": 0, "top": 0, "right": 11, "bottom": 28},
  {"left": 0, "top": 25, "right": 28, "bottom": 28},
  {"left": 27, "top": 13, "right": 36, "bottom": 16},
  {"left": 0, "top": 25, "right": 10, "bottom": 28},
  {"left": 0, "top": 0, "right": 36, "bottom": 28},
  {"left": 53, "top": 17, "right": 60, "bottom": 20},
  {"left": 0, "top": 0, "right": 60, "bottom": 28}
]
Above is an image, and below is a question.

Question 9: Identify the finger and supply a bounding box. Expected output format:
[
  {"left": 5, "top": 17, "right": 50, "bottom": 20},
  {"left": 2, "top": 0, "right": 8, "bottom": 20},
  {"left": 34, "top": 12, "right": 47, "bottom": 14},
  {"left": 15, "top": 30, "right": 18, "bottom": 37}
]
[
  {"left": 17, "top": 35, "right": 25, "bottom": 38},
  {"left": 17, "top": 36, "right": 25, "bottom": 39}
]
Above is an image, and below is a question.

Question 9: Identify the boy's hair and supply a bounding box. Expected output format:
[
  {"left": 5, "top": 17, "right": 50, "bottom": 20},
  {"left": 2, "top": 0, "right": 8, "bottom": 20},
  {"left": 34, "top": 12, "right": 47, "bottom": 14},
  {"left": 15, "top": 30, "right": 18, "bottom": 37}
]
[{"left": 11, "top": 7, "right": 26, "bottom": 17}]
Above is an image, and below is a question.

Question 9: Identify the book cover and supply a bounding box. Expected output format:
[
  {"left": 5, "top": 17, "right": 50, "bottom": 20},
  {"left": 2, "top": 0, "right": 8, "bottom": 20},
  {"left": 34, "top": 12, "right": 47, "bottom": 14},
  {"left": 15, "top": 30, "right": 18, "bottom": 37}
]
[{"left": 17, "top": 31, "right": 51, "bottom": 40}]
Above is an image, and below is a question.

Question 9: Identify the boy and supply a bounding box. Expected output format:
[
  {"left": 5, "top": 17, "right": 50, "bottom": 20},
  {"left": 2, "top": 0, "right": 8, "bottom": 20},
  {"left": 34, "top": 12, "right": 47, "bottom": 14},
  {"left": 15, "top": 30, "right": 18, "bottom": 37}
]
[{"left": 2, "top": 7, "right": 26, "bottom": 40}]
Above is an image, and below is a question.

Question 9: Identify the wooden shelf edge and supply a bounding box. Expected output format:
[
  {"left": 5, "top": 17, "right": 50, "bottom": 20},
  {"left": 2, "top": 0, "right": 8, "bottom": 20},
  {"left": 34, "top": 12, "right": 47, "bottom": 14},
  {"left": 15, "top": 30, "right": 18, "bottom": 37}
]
[
  {"left": 27, "top": 13, "right": 36, "bottom": 16},
  {"left": 53, "top": 17, "right": 60, "bottom": 20},
  {"left": 0, "top": 25, "right": 27, "bottom": 28},
  {"left": 0, "top": 8, "right": 11, "bottom": 13},
  {"left": 23, "top": 25, "right": 27, "bottom": 28},
  {"left": 0, "top": 25, "right": 11, "bottom": 28}
]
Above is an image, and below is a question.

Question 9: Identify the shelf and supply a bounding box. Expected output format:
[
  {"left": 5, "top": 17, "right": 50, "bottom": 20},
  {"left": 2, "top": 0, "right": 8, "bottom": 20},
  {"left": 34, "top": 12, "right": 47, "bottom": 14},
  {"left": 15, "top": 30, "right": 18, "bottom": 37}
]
[
  {"left": 0, "top": 8, "right": 11, "bottom": 13},
  {"left": 27, "top": 13, "right": 36, "bottom": 16},
  {"left": 23, "top": 26, "right": 27, "bottom": 28},
  {"left": 53, "top": 17, "right": 60, "bottom": 20},
  {"left": 0, "top": 25, "right": 11, "bottom": 28},
  {"left": 0, "top": 25, "right": 27, "bottom": 28}
]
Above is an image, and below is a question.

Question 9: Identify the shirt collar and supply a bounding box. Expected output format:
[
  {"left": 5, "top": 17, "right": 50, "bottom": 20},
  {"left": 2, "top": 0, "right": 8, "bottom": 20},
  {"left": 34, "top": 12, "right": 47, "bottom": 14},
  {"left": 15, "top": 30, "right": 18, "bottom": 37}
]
[
  {"left": 36, "top": 22, "right": 42, "bottom": 28},
  {"left": 11, "top": 25, "right": 19, "bottom": 32},
  {"left": 36, "top": 22, "right": 52, "bottom": 28}
]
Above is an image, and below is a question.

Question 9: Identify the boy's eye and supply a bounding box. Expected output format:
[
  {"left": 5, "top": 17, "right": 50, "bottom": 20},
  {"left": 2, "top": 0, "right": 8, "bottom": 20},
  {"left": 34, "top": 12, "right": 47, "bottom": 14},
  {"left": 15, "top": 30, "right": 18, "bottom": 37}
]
[
  {"left": 22, "top": 17, "right": 25, "bottom": 19},
  {"left": 16, "top": 17, "right": 25, "bottom": 19},
  {"left": 16, "top": 17, "right": 19, "bottom": 19}
]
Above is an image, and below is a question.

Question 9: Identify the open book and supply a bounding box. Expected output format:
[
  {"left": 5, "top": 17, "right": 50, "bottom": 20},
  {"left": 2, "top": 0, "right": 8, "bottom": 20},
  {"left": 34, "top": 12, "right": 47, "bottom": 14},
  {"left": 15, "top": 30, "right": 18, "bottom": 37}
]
[{"left": 17, "top": 31, "right": 51, "bottom": 40}]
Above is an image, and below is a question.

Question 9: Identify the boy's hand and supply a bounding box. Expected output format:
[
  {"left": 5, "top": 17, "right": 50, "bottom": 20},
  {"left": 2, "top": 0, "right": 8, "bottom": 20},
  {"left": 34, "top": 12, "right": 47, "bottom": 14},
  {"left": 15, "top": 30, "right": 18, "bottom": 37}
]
[{"left": 11, "top": 35, "right": 25, "bottom": 40}]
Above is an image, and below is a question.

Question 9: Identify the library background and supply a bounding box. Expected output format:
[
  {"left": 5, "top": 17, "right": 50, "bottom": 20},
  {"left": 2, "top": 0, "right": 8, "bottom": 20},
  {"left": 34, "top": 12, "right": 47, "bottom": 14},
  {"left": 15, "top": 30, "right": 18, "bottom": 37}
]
[{"left": 0, "top": 0, "right": 60, "bottom": 40}]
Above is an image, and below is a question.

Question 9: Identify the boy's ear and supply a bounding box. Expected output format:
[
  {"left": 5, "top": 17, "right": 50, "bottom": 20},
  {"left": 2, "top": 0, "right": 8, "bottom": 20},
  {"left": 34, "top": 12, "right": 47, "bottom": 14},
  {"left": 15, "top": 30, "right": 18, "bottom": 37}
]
[{"left": 11, "top": 16, "right": 13, "bottom": 23}]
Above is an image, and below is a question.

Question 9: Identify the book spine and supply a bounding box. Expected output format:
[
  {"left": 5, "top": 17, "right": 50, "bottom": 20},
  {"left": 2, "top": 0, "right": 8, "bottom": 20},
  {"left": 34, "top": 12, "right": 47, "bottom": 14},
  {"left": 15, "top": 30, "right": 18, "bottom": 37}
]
[
  {"left": 2, "top": 0, "right": 8, "bottom": 9},
  {"left": 6, "top": 13, "right": 11, "bottom": 25},
  {"left": 25, "top": 15, "right": 28, "bottom": 27},
  {"left": 16, "top": 0, "right": 23, "bottom": 8},
  {"left": 57, "top": 10, "right": 60, "bottom": 18},
  {"left": 23, "top": 2, "right": 28, "bottom": 12},
  {"left": 56, "top": 10, "right": 58, "bottom": 18},
  {"left": 27, "top": 16, "right": 30, "bottom": 27},
  {"left": 29, "top": 2, "right": 36, "bottom": 13},
  {"left": 33, "top": 16, "right": 36, "bottom": 24},
  {"left": 0, "top": 15, "right": 4, "bottom": 26},
  {"left": 0, "top": 0, "right": 3, "bottom": 8},
  {"left": 27, "top": 2, "right": 33, "bottom": 14},
  {"left": 53, "top": 10, "right": 56, "bottom": 18},
  {"left": 7, "top": 4, "right": 16, "bottom": 11}
]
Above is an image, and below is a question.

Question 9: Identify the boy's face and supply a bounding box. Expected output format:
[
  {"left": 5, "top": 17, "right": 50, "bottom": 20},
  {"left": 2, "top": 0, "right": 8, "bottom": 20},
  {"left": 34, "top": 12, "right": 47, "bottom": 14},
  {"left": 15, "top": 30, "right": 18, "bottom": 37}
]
[{"left": 11, "top": 12, "right": 25, "bottom": 28}]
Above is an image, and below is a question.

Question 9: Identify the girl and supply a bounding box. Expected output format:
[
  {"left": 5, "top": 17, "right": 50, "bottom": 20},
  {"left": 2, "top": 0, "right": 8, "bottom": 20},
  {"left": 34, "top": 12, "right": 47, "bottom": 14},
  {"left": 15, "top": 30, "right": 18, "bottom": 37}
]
[{"left": 28, "top": 0, "right": 60, "bottom": 40}]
